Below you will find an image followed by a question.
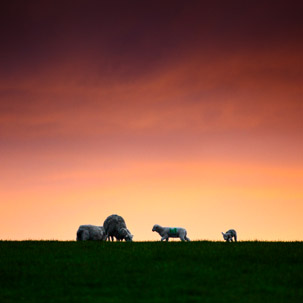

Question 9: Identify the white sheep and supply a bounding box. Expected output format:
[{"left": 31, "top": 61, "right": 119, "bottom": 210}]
[
  {"left": 103, "top": 214, "right": 133, "bottom": 242},
  {"left": 222, "top": 229, "right": 237, "bottom": 242},
  {"left": 152, "top": 224, "right": 190, "bottom": 241},
  {"left": 76, "top": 225, "right": 107, "bottom": 241}
]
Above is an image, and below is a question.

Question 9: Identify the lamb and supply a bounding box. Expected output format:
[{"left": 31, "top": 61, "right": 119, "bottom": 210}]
[
  {"left": 103, "top": 214, "right": 133, "bottom": 242},
  {"left": 222, "top": 229, "right": 237, "bottom": 242},
  {"left": 152, "top": 224, "right": 190, "bottom": 241},
  {"left": 76, "top": 225, "right": 107, "bottom": 241}
]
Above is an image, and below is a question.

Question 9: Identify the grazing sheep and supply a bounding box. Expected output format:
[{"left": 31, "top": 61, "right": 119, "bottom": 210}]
[
  {"left": 222, "top": 229, "right": 237, "bottom": 242},
  {"left": 76, "top": 225, "right": 107, "bottom": 241},
  {"left": 103, "top": 214, "right": 133, "bottom": 242},
  {"left": 152, "top": 224, "right": 190, "bottom": 241}
]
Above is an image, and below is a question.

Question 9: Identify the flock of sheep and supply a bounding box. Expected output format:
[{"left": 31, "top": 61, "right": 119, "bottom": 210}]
[{"left": 76, "top": 214, "right": 238, "bottom": 242}]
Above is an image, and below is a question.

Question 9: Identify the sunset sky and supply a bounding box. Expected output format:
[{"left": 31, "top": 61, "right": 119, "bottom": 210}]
[{"left": 0, "top": 0, "right": 302, "bottom": 241}]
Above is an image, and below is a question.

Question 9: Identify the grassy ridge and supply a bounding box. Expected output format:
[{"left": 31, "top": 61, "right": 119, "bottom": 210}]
[{"left": 0, "top": 241, "right": 302, "bottom": 302}]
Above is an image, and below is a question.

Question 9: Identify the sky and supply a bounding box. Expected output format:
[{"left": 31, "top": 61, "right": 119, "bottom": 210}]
[{"left": 0, "top": 0, "right": 302, "bottom": 241}]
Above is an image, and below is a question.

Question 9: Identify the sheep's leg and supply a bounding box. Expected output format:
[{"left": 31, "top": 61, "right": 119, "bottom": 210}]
[
  {"left": 180, "top": 236, "right": 185, "bottom": 241},
  {"left": 161, "top": 236, "right": 168, "bottom": 241},
  {"left": 234, "top": 235, "right": 237, "bottom": 242},
  {"left": 185, "top": 236, "right": 191, "bottom": 242}
]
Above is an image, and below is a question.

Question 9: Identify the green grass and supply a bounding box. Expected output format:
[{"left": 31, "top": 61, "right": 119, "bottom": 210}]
[{"left": 0, "top": 241, "right": 302, "bottom": 302}]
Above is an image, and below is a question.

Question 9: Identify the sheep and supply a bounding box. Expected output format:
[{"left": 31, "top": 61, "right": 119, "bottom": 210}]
[
  {"left": 76, "top": 225, "right": 107, "bottom": 241},
  {"left": 103, "top": 214, "right": 133, "bottom": 242},
  {"left": 152, "top": 224, "right": 190, "bottom": 241},
  {"left": 222, "top": 229, "right": 237, "bottom": 242}
]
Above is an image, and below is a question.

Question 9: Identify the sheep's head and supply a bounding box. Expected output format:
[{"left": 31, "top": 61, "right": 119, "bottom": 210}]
[
  {"left": 120, "top": 228, "right": 133, "bottom": 242},
  {"left": 125, "top": 233, "right": 133, "bottom": 242},
  {"left": 222, "top": 232, "right": 229, "bottom": 241},
  {"left": 152, "top": 224, "right": 160, "bottom": 232}
]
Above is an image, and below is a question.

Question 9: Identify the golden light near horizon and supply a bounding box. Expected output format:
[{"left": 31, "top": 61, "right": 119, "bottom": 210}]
[{"left": 0, "top": 1, "right": 302, "bottom": 241}]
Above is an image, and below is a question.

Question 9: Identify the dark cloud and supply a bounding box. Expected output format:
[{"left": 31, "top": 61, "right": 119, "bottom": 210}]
[{"left": 0, "top": 0, "right": 302, "bottom": 80}]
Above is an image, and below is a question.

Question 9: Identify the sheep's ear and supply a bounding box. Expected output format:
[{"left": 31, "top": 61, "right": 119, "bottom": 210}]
[{"left": 222, "top": 232, "right": 225, "bottom": 235}]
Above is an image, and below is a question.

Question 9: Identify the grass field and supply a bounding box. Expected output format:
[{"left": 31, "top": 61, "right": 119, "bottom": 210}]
[{"left": 0, "top": 241, "right": 302, "bottom": 303}]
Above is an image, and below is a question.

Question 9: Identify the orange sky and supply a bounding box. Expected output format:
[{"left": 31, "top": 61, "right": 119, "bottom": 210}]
[{"left": 0, "top": 1, "right": 302, "bottom": 241}]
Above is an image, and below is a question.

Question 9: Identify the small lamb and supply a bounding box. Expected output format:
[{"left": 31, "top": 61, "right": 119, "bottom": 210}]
[
  {"left": 76, "top": 225, "right": 107, "bottom": 241},
  {"left": 222, "top": 229, "right": 237, "bottom": 242},
  {"left": 152, "top": 224, "right": 190, "bottom": 242}
]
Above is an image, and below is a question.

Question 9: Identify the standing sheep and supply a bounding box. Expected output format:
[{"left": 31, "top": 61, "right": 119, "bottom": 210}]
[
  {"left": 103, "top": 214, "right": 133, "bottom": 242},
  {"left": 152, "top": 224, "right": 190, "bottom": 241},
  {"left": 76, "top": 225, "right": 107, "bottom": 241},
  {"left": 222, "top": 229, "right": 237, "bottom": 242}
]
